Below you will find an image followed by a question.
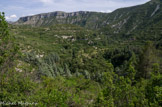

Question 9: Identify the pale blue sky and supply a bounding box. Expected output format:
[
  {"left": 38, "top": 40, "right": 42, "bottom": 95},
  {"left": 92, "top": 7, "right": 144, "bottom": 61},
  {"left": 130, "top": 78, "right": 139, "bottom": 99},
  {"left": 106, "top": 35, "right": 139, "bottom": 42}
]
[{"left": 0, "top": 0, "right": 150, "bottom": 21}]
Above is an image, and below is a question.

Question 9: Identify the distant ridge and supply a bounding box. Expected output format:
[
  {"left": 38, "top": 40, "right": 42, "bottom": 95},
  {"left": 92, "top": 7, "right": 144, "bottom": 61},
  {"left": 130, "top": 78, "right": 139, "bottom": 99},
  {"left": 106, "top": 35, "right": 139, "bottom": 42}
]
[{"left": 15, "top": 0, "right": 162, "bottom": 34}]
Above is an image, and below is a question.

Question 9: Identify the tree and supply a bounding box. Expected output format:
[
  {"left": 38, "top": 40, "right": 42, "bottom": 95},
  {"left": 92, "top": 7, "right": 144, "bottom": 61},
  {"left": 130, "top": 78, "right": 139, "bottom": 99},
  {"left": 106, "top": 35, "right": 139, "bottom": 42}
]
[
  {"left": 137, "top": 41, "right": 157, "bottom": 79},
  {"left": 0, "top": 12, "right": 18, "bottom": 72},
  {"left": 64, "top": 64, "right": 72, "bottom": 77},
  {"left": 145, "top": 73, "right": 162, "bottom": 106},
  {"left": 0, "top": 12, "right": 19, "bottom": 92},
  {"left": 125, "top": 52, "right": 137, "bottom": 82},
  {"left": 95, "top": 72, "right": 116, "bottom": 106},
  {"left": 38, "top": 53, "right": 62, "bottom": 78}
]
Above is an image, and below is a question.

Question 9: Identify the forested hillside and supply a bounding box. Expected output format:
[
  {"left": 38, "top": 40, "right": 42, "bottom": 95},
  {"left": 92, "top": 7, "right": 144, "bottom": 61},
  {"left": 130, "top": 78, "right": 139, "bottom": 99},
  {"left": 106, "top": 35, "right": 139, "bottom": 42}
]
[{"left": 0, "top": 0, "right": 162, "bottom": 106}]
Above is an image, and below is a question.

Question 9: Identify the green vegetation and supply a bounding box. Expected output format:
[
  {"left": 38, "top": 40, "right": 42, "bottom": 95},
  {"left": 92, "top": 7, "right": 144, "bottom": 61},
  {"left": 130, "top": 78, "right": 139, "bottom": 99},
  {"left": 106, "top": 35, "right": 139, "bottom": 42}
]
[{"left": 1, "top": 0, "right": 162, "bottom": 106}]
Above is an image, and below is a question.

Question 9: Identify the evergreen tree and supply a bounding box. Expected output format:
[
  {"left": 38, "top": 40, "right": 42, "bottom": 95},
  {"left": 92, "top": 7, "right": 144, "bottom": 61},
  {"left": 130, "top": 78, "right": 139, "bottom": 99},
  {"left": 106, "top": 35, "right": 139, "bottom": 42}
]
[
  {"left": 64, "top": 64, "right": 72, "bottom": 77},
  {"left": 125, "top": 52, "right": 137, "bottom": 82},
  {"left": 138, "top": 41, "right": 157, "bottom": 79},
  {"left": 0, "top": 12, "right": 18, "bottom": 72},
  {"left": 0, "top": 12, "right": 19, "bottom": 93}
]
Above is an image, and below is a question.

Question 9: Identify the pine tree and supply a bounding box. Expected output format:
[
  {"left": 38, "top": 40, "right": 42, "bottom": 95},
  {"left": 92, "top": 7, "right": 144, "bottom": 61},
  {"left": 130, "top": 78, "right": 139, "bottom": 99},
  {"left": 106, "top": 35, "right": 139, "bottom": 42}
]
[
  {"left": 0, "top": 12, "right": 18, "bottom": 72},
  {"left": 138, "top": 41, "right": 157, "bottom": 79},
  {"left": 125, "top": 52, "right": 137, "bottom": 81},
  {"left": 0, "top": 12, "right": 18, "bottom": 95}
]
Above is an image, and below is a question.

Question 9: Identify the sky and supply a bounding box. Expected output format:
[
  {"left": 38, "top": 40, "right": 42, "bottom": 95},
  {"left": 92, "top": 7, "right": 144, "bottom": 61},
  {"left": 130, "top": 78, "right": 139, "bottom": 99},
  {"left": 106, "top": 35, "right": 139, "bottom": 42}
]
[{"left": 0, "top": 0, "right": 150, "bottom": 21}]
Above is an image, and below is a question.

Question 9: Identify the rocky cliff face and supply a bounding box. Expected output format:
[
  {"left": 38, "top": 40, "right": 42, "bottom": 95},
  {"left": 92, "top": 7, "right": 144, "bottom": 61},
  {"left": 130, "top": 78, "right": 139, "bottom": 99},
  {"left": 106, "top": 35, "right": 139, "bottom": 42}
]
[
  {"left": 15, "top": 0, "right": 162, "bottom": 33},
  {"left": 15, "top": 11, "right": 109, "bottom": 29}
]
